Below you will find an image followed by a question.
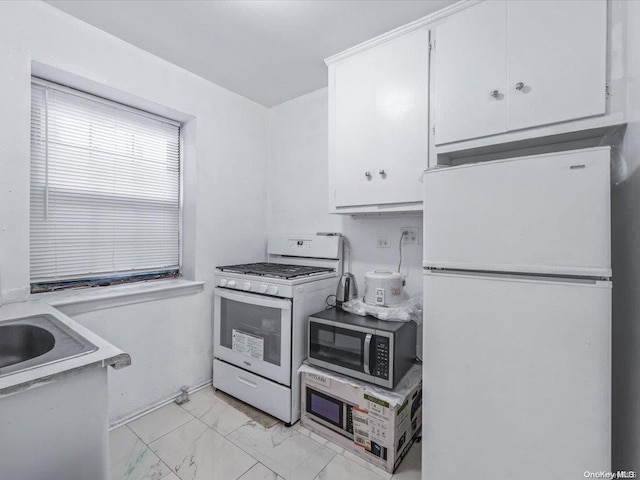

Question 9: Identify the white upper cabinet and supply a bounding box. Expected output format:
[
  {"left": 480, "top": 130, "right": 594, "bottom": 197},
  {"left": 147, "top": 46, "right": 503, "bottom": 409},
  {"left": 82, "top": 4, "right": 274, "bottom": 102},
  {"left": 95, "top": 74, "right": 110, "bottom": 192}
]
[
  {"left": 328, "top": 27, "right": 429, "bottom": 212},
  {"left": 434, "top": 1, "right": 507, "bottom": 144},
  {"left": 434, "top": 0, "right": 607, "bottom": 146},
  {"left": 506, "top": 0, "right": 607, "bottom": 131}
]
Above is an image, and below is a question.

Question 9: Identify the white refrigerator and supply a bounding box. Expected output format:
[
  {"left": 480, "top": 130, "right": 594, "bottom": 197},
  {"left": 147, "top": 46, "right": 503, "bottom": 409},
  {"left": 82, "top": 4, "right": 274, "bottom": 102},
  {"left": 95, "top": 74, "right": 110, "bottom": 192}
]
[{"left": 422, "top": 147, "right": 611, "bottom": 479}]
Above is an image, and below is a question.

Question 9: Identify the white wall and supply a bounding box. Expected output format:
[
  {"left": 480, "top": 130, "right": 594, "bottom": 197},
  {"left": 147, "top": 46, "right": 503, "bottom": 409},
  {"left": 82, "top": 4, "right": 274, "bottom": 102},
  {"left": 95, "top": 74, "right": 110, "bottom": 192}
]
[
  {"left": 0, "top": 1, "right": 269, "bottom": 424},
  {"left": 267, "top": 88, "right": 423, "bottom": 298},
  {"left": 612, "top": 0, "right": 640, "bottom": 471}
]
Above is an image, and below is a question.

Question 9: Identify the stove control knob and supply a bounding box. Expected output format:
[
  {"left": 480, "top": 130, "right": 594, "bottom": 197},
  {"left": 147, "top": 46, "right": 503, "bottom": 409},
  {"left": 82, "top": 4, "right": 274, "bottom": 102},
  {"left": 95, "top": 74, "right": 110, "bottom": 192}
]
[
  {"left": 259, "top": 284, "right": 268, "bottom": 293},
  {"left": 219, "top": 278, "right": 227, "bottom": 287},
  {"left": 267, "top": 285, "right": 279, "bottom": 295},
  {"left": 242, "top": 282, "right": 251, "bottom": 291},
  {"left": 227, "top": 280, "right": 236, "bottom": 288}
]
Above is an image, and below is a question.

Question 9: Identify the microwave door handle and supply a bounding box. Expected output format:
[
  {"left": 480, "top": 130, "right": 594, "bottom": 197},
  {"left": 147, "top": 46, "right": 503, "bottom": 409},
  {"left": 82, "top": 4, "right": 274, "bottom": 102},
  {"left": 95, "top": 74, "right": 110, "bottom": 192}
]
[{"left": 364, "top": 334, "right": 372, "bottom": 375}]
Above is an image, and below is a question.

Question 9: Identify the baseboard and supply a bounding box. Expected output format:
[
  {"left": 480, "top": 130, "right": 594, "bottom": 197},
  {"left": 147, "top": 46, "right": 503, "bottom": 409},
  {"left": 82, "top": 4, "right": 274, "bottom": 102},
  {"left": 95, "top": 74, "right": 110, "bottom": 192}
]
[{"left": 108, "top": 380, "right": 212, "bottom": 430}]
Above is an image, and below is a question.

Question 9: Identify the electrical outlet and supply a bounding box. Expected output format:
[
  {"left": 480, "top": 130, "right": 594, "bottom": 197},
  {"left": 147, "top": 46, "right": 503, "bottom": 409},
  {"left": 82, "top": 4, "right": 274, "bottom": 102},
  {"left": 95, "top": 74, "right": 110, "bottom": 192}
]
[
  {"left": 401, "top": 227, "right": 418, "bottom": 245},
  {"left": 377, "top": 234, "right": 391, "bottom": 248}
]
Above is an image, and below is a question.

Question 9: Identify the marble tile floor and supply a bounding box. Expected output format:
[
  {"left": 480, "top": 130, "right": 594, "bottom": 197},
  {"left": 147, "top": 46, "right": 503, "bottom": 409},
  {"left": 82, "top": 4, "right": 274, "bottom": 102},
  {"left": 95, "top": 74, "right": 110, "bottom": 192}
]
[{"left": 110, "top": 386, "right": 421, "bottom": 480}]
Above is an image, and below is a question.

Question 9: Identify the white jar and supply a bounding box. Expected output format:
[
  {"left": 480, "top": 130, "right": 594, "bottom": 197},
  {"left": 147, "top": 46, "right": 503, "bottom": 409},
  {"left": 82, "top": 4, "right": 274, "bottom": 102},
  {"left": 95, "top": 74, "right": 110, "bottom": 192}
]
[{"left": 364, "top": 269, "right": 405, "bottom": 306}]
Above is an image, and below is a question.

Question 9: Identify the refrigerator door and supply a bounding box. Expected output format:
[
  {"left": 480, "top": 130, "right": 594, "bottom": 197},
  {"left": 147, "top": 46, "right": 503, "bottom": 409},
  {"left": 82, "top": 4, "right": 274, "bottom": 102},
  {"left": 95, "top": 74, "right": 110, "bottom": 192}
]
[
  {"left": 422, "top": 270, "right": 611, "bottom": 479},
  {"left": 423, "top": 147, "right": 611, "bottom": 277}
]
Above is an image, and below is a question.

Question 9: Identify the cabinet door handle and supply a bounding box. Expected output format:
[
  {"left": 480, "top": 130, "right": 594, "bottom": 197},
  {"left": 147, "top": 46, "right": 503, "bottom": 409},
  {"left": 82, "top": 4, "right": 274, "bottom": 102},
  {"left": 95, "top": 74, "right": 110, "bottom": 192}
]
[
  {"left": 365, "top": 171, "right": 372, "bottom": 179},
  {"left": 490, "top": 90, "right": 500, "bottom": 99},
  {"left": 378, "top": 169, "right": 386, "bottom": 176},
  {"left": 515, "top": 82, "right": 525, "bottom": 91}
]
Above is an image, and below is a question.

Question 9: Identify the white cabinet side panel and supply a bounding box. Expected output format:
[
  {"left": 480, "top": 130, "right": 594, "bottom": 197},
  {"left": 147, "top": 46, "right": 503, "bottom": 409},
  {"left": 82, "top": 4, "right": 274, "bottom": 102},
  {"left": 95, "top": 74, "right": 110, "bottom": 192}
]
[
  {"left": 422, "top": 271, "right": 611, "bottom": 479},
  {"left": 423, "top": 148, "right": 611, "bottom": 276},
  {"left": 0, "top": 368, "right": 109, "bottom": 480}
]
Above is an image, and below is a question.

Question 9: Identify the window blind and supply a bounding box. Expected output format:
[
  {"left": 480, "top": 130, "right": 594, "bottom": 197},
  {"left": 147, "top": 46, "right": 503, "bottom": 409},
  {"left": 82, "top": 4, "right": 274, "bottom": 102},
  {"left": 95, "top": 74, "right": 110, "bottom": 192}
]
[{"left": 30, "top": 79, "right": 181, "bottom": 290}]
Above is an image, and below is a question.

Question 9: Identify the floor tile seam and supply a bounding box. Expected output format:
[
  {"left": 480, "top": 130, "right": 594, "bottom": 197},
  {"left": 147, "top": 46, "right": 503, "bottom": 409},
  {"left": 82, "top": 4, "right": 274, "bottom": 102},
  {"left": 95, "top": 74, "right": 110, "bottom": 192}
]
[
  {"left": 158, "top": 458, "right": 178, "bottom": 480},
  {"left": 221, "top": 431, "right": 265, "bottom": 467},
  {"left": 188, "top": 415, "right": 265, "bottom": 476},
  {"left": 276, "top": 447, "right": 338, "bottom": 480},
  {"left": 191, "top": 413, "right": 237, "bottom": 439},
  {"left": 258, "top": 463, "right": 280, "bottom": 480},
  {"left": 222, "top": 417, "right": 258, "bottom": 438},
  {"left": 226, "top": 423, "right": 339, "bottom": 468},
  {"left": 321, "top": 452, "right": 391, "bottom": 480},
  {"left": 337, "top": 449, "right": 393, "bottom": 479},
  {"left": 153, "top": 421, "right": 213, "bottom": 480},
  {"left": 178, "top": 396, "right": 255, "bottom": 438},
  {"left": 303, "top": 426, "right": 347, "bottom": 452},
  {"left": 118, "top": 424, "right": 177, "bottom": 480},
  {"left": 232, "top": 459, "right": 261, "bottom": 480},
  {"left": 222, "top": 433, "right": 304, "bottom": 479},
  {"left": 123, "top": 423, "right": 154, "bottom": 449},
  {"left": 135, "top": 412, "right": 198, "bottom": 448},
  {"left": 153, "top": 449, "right": 180, "bottom": 478},
  {"left": 309, "top": 451, "right": 340, "bottom": 480}
]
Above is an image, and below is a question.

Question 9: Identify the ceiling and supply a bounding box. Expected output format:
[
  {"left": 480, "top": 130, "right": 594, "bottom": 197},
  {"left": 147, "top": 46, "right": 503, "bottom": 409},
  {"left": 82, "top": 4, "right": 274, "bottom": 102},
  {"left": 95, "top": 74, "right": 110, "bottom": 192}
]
[{"left": 44, "top": 0, "right": 455, "bottom": 107}]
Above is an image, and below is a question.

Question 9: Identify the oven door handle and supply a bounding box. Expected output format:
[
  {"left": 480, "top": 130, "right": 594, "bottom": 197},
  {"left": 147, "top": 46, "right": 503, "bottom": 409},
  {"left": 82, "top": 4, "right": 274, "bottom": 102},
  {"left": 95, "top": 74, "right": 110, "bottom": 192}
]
[
  {"left": 363, "top": 333, "right": 372, "bottom": 375},
  {"left": 214, "top": 287, "right": 292, "bottom": 310}
]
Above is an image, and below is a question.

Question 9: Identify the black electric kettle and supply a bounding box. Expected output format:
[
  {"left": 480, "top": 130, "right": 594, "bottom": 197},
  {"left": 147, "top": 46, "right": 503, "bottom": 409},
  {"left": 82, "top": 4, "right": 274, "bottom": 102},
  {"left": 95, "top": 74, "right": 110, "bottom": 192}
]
[{"left": 336, "top": 273, "right": 358, "bottom": 307}]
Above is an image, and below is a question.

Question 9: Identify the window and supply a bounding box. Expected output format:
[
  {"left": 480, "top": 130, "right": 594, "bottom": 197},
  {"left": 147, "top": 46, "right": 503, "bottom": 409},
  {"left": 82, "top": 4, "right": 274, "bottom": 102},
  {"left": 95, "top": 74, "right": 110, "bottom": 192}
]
[{"left": 30, "top": 78, "right": 181, "bottom": 292}]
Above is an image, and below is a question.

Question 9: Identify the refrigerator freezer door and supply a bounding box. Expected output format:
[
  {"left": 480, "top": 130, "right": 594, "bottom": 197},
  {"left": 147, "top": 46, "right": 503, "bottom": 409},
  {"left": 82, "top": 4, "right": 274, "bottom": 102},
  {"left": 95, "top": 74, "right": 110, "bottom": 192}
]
[
  {"left": 423, "top": 147, "right": 611, "bottom": 277},
  {"left": 422, "top": 270, "right": 611, "bottom": 479}
]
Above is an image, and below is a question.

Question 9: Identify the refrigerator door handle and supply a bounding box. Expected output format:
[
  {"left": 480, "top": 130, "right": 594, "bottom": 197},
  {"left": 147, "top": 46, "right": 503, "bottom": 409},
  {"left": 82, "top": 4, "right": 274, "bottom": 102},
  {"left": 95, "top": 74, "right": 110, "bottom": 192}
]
[{"left": 424, "top": 269, "right": 611, "bottom": 287}]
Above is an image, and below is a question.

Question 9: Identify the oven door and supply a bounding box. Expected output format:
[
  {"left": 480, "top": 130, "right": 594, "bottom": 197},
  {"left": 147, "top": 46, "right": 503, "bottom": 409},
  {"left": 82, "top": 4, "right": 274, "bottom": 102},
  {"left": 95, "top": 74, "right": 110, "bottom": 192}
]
[{"left": 214, "top": 287, "right": 292, "bottom": 386}]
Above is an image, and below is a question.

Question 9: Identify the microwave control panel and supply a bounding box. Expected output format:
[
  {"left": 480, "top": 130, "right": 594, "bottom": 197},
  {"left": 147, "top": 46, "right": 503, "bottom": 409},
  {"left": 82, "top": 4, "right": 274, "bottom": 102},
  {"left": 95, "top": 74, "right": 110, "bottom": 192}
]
[
  {"left": 374, "top": 338, "right": 390, "bottom": 379},
  {"left": 345, "top": 405, "right": 354, "bottom": 434}
]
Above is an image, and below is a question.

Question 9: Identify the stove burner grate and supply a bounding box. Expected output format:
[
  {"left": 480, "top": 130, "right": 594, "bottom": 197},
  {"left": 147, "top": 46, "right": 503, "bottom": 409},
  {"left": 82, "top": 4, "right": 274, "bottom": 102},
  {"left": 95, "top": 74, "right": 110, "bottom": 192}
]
[{"left": 217, "top": 262, "right": 335, "bottom": 279}]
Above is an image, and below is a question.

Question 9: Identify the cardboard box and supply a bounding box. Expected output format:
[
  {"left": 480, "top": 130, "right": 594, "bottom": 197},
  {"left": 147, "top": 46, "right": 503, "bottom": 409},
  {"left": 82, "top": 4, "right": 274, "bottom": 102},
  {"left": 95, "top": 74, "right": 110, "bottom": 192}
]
[{"left": 299, "top": 362, "right": 422, "bottom": 474}]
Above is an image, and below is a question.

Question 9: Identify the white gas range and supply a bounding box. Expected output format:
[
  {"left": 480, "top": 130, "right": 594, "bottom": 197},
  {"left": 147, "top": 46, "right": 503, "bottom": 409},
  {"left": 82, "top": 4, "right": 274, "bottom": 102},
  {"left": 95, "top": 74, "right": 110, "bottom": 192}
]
[{"left": 212, "top": 234, "right": 342, "bottom": 425}]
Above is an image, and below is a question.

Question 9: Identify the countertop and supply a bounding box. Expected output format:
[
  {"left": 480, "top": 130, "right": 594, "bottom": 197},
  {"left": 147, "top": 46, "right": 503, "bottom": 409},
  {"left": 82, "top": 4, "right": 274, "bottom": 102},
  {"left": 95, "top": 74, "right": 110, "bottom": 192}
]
[{"left": 0, "top": 300, "right": 131, "bottom": 398}]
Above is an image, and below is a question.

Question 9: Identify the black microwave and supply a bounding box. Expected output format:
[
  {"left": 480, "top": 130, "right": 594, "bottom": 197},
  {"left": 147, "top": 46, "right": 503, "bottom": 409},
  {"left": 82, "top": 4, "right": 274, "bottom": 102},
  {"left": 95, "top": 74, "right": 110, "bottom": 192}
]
[
  {"left": 307, "top": 308, "right": 416, "bottom": 389},
  {"left": 305, "top": 386, "right": 389, "bottom": 460},
  {"left": 306, "top": 386, "right": 354, "bottom": 438}
]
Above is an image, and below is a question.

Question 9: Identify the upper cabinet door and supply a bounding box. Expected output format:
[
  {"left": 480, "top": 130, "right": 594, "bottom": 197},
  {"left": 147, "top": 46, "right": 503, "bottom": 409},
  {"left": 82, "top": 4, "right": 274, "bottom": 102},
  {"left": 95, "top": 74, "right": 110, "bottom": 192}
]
[
  {"left": 373, "top": 27, "right": 429, "bottom": 205},
  {"left": 506, "top": 0, "right": 607, "bottom": 131},
  {"left": 331, "top": 27, "right": 429, "bottom": 209},
  {"left": 333, "top": 51, "right": 377, "bottom": 207},
  {"left": 434, "top": 1, "right": 508, "bottom": 145}
]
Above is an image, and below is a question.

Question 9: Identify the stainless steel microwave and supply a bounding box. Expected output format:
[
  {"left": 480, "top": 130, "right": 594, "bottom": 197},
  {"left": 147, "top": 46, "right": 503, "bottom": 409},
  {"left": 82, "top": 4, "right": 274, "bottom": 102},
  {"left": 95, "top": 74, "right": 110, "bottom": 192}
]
[{"left": 307, "top": 308, "right": 416, "bottom": 389}]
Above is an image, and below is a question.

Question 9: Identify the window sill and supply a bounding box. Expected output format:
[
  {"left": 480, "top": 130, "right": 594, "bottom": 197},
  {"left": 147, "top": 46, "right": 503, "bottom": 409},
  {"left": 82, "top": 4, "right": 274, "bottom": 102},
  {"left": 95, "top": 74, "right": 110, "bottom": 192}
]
[{"left": 33, "top": 279, "right": 205, "bottom": 315}]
